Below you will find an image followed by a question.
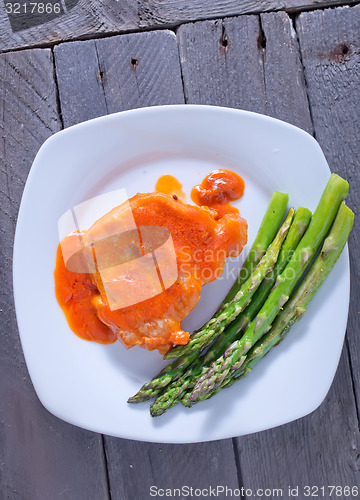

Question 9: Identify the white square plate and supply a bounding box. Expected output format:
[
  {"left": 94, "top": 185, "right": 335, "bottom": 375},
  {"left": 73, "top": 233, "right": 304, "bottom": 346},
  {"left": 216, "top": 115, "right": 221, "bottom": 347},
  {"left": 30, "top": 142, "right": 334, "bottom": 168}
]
[{"left": 13, "top": 105, "right": 350, "bottom": 443}]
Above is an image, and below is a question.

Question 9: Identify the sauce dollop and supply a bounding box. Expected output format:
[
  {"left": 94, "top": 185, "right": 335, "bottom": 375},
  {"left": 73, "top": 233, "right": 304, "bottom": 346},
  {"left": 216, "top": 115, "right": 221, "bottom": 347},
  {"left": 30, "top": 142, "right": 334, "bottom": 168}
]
[
  {"left": 191, "top": 169, "right": 245, "bottom": 219},
  {"left": 155, "top": 174, "right": 186, "bottom": 202}
]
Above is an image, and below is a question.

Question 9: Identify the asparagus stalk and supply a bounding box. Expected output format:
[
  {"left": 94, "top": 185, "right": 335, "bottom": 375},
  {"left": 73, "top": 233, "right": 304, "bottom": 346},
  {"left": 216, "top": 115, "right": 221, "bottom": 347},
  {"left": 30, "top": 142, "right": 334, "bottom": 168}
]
[
  {"left": 180, "top": 207, "right": 311, "bottom": 408},
  {"left": 163, "top": 192, "right": 288, "bottom": 360},
  {"left": 128, "top": 208, "right": 294, "bottom": 403},
  {"left": 127, "top": 350, "right": 200, "bottom": 403},
  {"left": 223, "top": 191, "right": 289, "bottom": 304},
  {"left": 163, "top": 208, "right": 294, "bottom": 360},
  {"left": 191, "top": 201, "right": 354, "bottom": 404},
  {"left": 188, "top": 174, "right": 349, "bottom": 402},
  {"left": 150, "top": 207, "right": 311, "bottom": 416},
  {"left": 203, "top": 207, "right": 312, "bottom": 366}
]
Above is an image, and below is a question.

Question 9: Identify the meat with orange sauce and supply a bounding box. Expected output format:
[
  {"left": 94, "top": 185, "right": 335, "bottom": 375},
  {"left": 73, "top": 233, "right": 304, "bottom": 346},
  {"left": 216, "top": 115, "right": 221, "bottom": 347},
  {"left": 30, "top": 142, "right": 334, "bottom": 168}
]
[{"left": 55, "top": 171, "right": 247, "bottom": 354}]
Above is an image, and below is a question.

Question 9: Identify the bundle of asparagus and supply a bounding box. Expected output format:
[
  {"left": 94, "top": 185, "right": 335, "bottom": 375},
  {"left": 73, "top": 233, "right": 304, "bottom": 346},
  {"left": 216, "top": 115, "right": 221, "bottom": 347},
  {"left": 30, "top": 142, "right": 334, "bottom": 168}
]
[
  {"left": 128, "top": 174, "right": 353, "bottom": 417},
  {"left": 128, "top": 193, "right": 293, "bottom": 404}
]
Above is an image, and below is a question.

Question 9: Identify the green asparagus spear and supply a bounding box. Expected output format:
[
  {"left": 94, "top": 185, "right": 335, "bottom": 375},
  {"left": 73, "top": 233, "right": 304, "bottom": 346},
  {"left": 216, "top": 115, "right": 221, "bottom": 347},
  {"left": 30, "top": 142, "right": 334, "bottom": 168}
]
[
  {"left": 203, "top": 207, "right": 312, "bottom": 365},
  {"left": 163, "top": 192, "right": 288, "bottom": 360},
  {"left": 189, "top": 174, "right": 349, "bottom": 402},
  {"left": 180, "top": 207, "right": 312, "bottom": 408},
  {"left": 127, "top": 350, "right": 200, "bottom": 403},
  {"left": 150, "top": 207, "right": 311, "bottom": 416},
  {"left": 223, "top": 191, "right": 289, "bottom": 304},
  {"left": 192, "top": 201, "right": 354, "bottom": 404},
  {"left": 129, "top": 208, "right": 294, "bottom": 403},
  {"left": 163, "top": 208, "right": 294, "bottom": 360}
]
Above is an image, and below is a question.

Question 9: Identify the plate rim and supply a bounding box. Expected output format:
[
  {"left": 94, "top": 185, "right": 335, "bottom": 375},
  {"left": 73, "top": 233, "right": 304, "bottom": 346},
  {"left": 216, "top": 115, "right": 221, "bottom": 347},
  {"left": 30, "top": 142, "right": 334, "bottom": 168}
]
[{"left": 13, "top": 104, "right": 351, "bottom": 443}]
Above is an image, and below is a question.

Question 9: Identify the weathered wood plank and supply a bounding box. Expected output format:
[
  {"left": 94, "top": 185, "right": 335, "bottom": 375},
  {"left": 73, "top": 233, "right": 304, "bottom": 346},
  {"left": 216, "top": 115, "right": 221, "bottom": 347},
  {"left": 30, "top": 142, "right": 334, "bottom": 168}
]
[
  {"left": 237, "top": 350, "right": 360, "bottom": 492},
  {"left": 0, "top": 0, "right": 140, "bottom": 52},
  {"left": 297, "top": 4, "right": 360, "bottom": 415},
  {"left": 260, "top": 11, "right": 313, "bottom": 134},
  {"left": 178, "top": 16, "right": 266, "bottom": 112},
  {"left": 0, "top": 48, "right": 110, "bottom": 500},
  {"left": 139, "top": 0, "right": 358, "bottom": 24},
  {"left": 54, "top": 40, "right": 108, "bottom": 127},
  {"left": 55, "top": 30, "right": 240, "bottom": 497},
  {"left": 178, "top": 12, "right": 312, "bottom": 132},
  {"left": 54, "top": 30, "right": 184, "bottom": 127},
  {"left": 94, "top": 31, "right": 185, "bottom": 111},
  {"left": 238, "top": 7, "right": 360, "bottom": 492},
  {"left": 178, "top": 8, "right": 360, "bottom": 491},
  {"left": 104, "top": 439, "right": 240, "bottom": 499},
  {"left": 0, "top": 0, "right": 358, "bottom": 52}
]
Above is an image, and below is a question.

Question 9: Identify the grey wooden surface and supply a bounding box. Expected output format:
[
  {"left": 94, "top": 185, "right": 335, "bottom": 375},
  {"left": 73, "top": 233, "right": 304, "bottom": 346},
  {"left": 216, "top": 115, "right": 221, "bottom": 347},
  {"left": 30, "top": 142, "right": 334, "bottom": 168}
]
[
  {"left": 179, "top": 6, "right": 360, "bottom": 491},
  {"left": 54, "top": 31, "right": 185, "bottom": 127},
  {"left": 0, "top": 49, "right": 110, "bottom": 500},
  {"left": 0, "top": 0, "right": 359, "bottom": 51},
  {"left": 1, "top": 3, "right": 359, "bottom": 500},
  {"left": 178, "top": 11, "right": 313, "bottom": 132},
  {"left": 297, "top": 5, "right": 360, "bottom": 423}
]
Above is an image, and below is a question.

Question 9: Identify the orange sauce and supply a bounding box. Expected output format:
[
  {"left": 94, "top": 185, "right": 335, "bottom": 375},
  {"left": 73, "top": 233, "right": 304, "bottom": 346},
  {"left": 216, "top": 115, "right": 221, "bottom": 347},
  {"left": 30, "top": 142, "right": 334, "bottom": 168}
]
[
  {"left": 191, "top": 169, "right": 245, "bottom": 219},
  {"left": 54, "top": 171, "right": 247, "bottom": 353},
  {"left": 155, "top": 174, "right": 186, "bottom": 202},
  {"left": 55, "top": 243, "right": 117, "bottom": 344}
]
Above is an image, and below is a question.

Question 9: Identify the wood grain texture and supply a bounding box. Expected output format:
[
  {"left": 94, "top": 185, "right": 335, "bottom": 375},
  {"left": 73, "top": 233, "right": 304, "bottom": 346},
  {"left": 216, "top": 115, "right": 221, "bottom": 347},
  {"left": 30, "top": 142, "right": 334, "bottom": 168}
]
[
  {"left": 178, "top": 16, "right": 266, "bottom": 111},
  {"left": 2, "top": 7, "right": 358, "bottom": 497},
  {"left": 178, "top": 12, "right": 312, "bottom": 132},
  {"left": 55, "top": 29, "right": 240, "bottom": 498},
  {"left": 54, "top": 30, "right": 184, "bottom": 127},
  {"left": 178, "top": 7, "right": 359, "bottom": 492},
  {"left": 297, "top": 4, "right": 360, "bottom": 415},
  {"left": 139, "top": 0, "right": 358, "bottom": 25},
  {"left": 0, "top": 49, "right": 109, "bottom": 500},
  {"left": 0, "top": 0, "right": 358, "bottom": 52},
  {"left": 54, "top": 40, "right": 108, "bottom": 127},
  {"left": 236, "top": 6, "right": 360, "bottom": 492},
  {"left": 237, "top": 350, "right": 360, "bottom": 491},
  {"left": 260, "top": 11, "right": 313, "bottom": 134},
  {"left": 0, "top": 0, "right": 141, "bottom": 52},
  {"left": 104, "top": 439, "right": 239, "bottom": 499}
]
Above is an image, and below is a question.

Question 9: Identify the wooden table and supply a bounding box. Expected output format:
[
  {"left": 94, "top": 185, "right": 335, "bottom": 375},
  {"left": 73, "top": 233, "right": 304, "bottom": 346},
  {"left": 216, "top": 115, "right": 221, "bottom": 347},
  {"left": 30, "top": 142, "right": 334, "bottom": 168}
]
[{"left": 1, "top": 1, "right": 359, "bottom": 498}]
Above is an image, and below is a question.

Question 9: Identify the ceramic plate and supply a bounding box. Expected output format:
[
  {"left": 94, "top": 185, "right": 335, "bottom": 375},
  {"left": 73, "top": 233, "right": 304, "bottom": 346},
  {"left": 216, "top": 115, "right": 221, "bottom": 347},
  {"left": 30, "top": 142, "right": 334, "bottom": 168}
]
[{"left": 13, "top": 105, "right": 350, "bottom": 443}]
